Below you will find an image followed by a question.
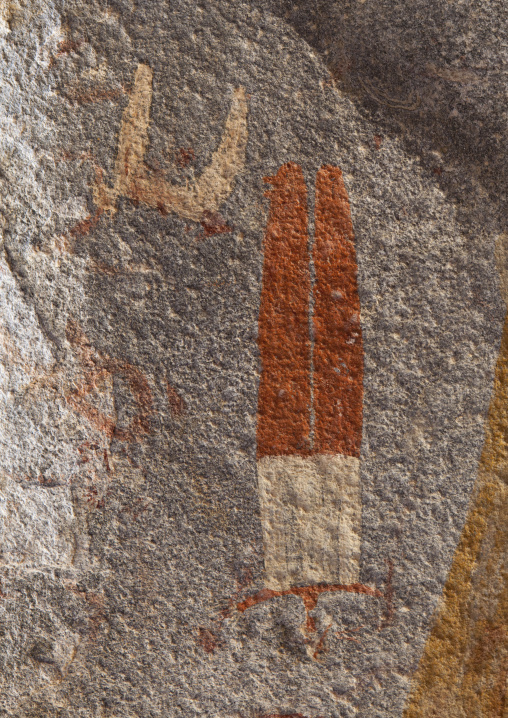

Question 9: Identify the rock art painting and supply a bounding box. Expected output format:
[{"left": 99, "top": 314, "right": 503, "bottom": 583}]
[
  {"left": 256, "top": 162, "right": 363, "bottom": 590},
  {"left": 0, "top": 2, "right": 505, "bottom": 716},
  {"left": 93, "top": 63, "right": 248, "bottom": 223}
]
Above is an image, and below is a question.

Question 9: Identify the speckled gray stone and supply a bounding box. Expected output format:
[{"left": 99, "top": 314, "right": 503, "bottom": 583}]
[{"left": 0, "top": 1, "right": 505, "bottom": 716}]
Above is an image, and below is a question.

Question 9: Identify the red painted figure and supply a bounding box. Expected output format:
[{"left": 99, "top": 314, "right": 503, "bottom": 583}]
[{"left": 256, "top": 163, "right": 364, "bottom": 590}]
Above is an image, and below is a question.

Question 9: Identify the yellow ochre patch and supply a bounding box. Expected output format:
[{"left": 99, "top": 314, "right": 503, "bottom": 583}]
[{"left": 404, "top": 233, "right": 508, "bottom": 718}]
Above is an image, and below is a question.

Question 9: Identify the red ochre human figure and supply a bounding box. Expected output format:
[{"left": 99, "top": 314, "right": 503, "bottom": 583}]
[{"left": 256, "top": 162, "right": 364, "bottom": 592}]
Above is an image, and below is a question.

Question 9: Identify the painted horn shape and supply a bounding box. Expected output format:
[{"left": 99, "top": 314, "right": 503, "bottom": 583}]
[{"left": 94, "top": 63, "right": 248, "bottom": 222}]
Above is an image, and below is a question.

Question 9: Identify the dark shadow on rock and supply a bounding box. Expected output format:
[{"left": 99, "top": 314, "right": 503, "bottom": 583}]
[{"left": 258, "top": 0, "right": 507, "bottom": 233}]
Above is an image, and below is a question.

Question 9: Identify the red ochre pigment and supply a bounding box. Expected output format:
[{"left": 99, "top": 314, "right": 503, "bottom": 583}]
[
  {"left": 256, "top": 163, "right": 312, "bottom": 458},
  {"left": 313, "top": 165, "right": 363, "bottom": 457},
  {"left": 256, "top": 163, "right": 363, "bottom": 458}
]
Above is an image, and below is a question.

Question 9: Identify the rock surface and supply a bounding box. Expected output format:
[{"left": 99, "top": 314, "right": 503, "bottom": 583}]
[{"left": 0, "top": 1, "right": 505, "bottom": 716}]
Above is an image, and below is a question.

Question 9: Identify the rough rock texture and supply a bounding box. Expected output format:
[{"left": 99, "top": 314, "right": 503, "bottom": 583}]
[{"left": 0, "top": 1, "right": 505, "bottom": 716}]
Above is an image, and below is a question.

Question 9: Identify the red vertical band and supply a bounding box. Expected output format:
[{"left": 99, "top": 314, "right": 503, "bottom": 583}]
[
  {"left": 313, "top": 165, "right": 363, "bottom": 457},
  {"left": 257, "top": 163, "right": 312, "bottom": 458}
]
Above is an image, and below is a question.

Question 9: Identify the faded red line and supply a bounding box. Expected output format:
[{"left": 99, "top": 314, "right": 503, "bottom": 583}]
[
  {"left": 313, "top": 622, "right": 333, "bottom": 659},
  {"left": 238, "top": 582, "right": 382, "bottom": 631},
  {"left": 256, "top": 163, "right": 312, "bottom": 457},
  {"left": 69, "top": 209, "right": 102, "bottom": 238},
  {"left": 65, "top": 320, "right": 153, "bottom": 441},
  {"left": 313, "top": 165, "right": 363, "bottom": 457}
]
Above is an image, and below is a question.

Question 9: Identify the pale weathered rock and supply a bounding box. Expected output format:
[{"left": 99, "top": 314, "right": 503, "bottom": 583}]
[{"left": 0, "top": 1, "right": 505, "bottom": 716}]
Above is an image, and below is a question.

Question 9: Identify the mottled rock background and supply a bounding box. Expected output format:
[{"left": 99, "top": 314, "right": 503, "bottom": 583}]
[{"left": 0, "top": 1, "right": 505, "bottom": 716}]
